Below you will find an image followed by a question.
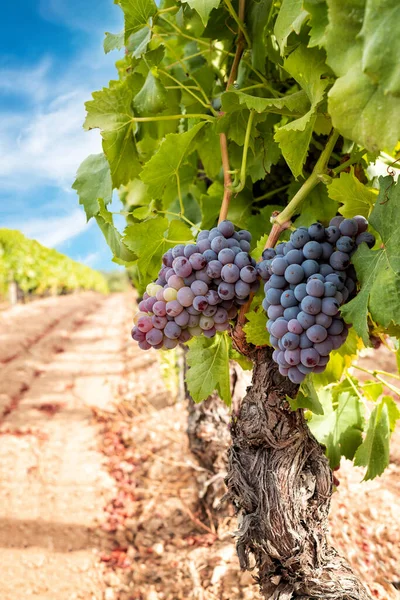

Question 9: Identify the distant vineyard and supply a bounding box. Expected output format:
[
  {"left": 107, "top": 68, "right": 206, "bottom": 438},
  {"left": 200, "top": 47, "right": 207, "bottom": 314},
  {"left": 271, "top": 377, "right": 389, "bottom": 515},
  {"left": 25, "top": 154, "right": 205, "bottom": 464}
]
[{"left": 0, "top": 229, "right": 108, "bottom": 299}]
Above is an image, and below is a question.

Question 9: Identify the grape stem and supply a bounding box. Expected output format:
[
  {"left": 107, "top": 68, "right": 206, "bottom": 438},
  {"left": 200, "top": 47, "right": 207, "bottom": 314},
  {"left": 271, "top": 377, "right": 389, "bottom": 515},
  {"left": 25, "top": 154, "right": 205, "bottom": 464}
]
[
  {"left": 230, "top": 110, "right": 255, "bottom": 193},
  {"left": 274, "top": 130, "right": 340, "bottom": 227},
  {"left": 254, "top": 184, "right": 291, "bottom": 202},
  {"left": 223, "top": 0, "right": 251, "bottom": 48}
]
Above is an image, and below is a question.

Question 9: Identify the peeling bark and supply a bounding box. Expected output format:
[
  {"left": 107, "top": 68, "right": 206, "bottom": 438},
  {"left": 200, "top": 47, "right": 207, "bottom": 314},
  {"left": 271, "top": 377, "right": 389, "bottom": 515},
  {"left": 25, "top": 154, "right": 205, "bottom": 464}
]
[{"left": 225, "top": 347, "right": 372, "bottom": 600}]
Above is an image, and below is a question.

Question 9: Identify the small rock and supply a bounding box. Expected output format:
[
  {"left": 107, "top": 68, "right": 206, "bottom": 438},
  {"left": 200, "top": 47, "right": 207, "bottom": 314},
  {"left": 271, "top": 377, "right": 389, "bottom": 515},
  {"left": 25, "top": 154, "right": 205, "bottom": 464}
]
[
  {"left": 152, "top": 542, "right": 164, "bottom": 556},
  {"left": 104, "top": 588, "right": 115, "bottom": 600}
]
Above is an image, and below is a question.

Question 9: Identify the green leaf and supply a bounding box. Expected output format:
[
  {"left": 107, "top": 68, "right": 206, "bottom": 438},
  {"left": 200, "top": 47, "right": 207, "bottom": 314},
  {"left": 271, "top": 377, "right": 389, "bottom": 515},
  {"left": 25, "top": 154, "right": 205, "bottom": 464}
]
[
  {"left": 341, "top": 176, "right": 400, "bottom": 344},
  {"left": 104, "top": 31, "right": 124, "bottom": 54},
  {"left": 229, "top": 348, "right": 253, "bottom": 371},
  {"left": 120, "top": 0, "right": 157, "bottom": 43},
  {"left": 247, "top": 0, "right": 274, "bottom": 71},
  {"left": 243, "top": 308, "right": 270, "bottom": 346},
  {"left": 222, "top": 89, "right": 310, "bottom": 116},
  {"left": 134, "top": 70, "right": 168, "bottom": 114},
  {"left": 123, "top": 217, "right": 193, "bottom": 281},
  {"left": 186, "top": 334, "right": 232, "bottom": 404},
  {"left": 197, "top": 123, "right": 222, "bottom": 179},
  {"left": 182, "top": 0, "right": 221, "bottom": 26},
  {"left": 274, "top": 45, "right": 329, "bottom": 177},
  {"left": 84, "top": 77, "right": 142, "bottom": 188},
  {"left": 308, "top": 389, "right": 365, "bottom": 468},
  {"left": 303, "top": 0, "right": 328, "bottom": 48},
  {"left": 274, "top": 0, "right": 309, "bottom": 54},
  {"left": 72, "top": 154, "right": 112, "bottom": 220},
  {"left": 381, "top": 395, "right": 400, "bottom": 432},
  {"left": 289, "top": 379, "right": 324, "bottom": 414},
  {"left": 140, "top": 122, "right": 206, "bottom": 198},
  {"left": 322, "top": 0, "right": 400, "bottom": 151},
  {"left": 199, "top": 182, "right": 222, "bottom": 230},
  {"left": 361, "top": 380, "right": 383, "bottom": 403},
  {"left": 327, "top": 169, "right": 378, "bottom": 218},
  {"left": 127, "top": 26, "right": 151, "bottom": 58},
  {"left": 251, "top": 234, "right": 268, "bottom": 260},
  {"left": 354, "top": 399, "right": 390, "bottom": 480},
  {"left": 95, "top": 199, "right": 136, "bottom": 264},
  {"left": 292, "top": 180, "right": 337, "bottom": 227},
  {"left": 359, "top": 1, "right": 400, "bottom": 97}
]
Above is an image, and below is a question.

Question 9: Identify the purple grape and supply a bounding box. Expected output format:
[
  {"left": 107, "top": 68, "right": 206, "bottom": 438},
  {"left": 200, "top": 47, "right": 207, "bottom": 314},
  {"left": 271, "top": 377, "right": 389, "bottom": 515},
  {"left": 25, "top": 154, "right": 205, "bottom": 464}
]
[
  {"left": 336, "top": 236, "right": 354, "bottom": 253},
  {"left": 218, "top": 282, "right": 235, "bottom": 300},
  {"left": 297, "top": 311, "right": 316, "bottom": 329},
  {"left": 288, "top": 367, "right": 306, "bottom": 383},
  {"left": 191, "top": 280, "right": 208, "bottom": 296},
  {"left": 184, "top": 244, "right": 199, "bottom": 258},
  {"left": 269, "top": 275, "right": 286, "bottom": 289},
  {"left": 327, "top": 319, "right": 344, "bottom": 335},
  {"left": 152, "top": 315, "right": 168, "bottom": 329},
  {"left": 277, "top": 351, "right": 290, "bottom": 367},
  {"left": 283, "top": 242, "right": 294, "bottom": 255},
  {"left": 203, "top": 304, "right": 217, "bottom": 317},
  {"left": 188, "top": 314, "right": 200, "bottom": 327},
  {"left": 325, "top": 273, "right": 344, "bottom": 290},
  {"left": 234, "top": 252, "right": 251, "bottom": 268},
  {"left": 302, "top": 260, "right": 319, "bottom": 278},
  {"left": 339, "top": 218, "right": 358, "bottom": 237},
  {"left": 221, "top": 263, "right": 240, "bottom": 283},
  {"left": 197, "top": 238, "right": 211, "bottom": 252},
  {"left": 319, "top": 264, "right": 334, "bottom": 277},
  {"left": 335, "top": 290, "right": 344, "bottom": 305},
  {"left": 313, "top": 365, "right": 327, "bottom": 374},
  {"left": 193, "top": 296, "right": 208, "bottom": 311},
  {"left": 275, "top": 243, "right": 285, "bottom": 255},
  {"left": 266, "top": 288, "right": 282, "bottom": 305},
  {"left": 203, "top": 327, "right": 217, "bottom": 338},
  {"left": 138, "top": 340, "right": 152, "bottom": 350},
  {"left": 206, "top": 260, "right": 222, "bottom": 278},
  {"left": 299, "top": 332, "right": 313, "bottom": 348},
  {"left": 239, "top": 240, "right": 251, "bottom": 252},
  {"left": 218, "top": 220, "right": 235, "bottom": 237},
  {"left": 308, "top": 222, "right": 325, "bottom": 241},
  {"left": 199, "top": 315, "right": 215, "bottom": 330},
  {"left": 164, "top": 322, "right": 181, "bottom": 339},
  {"left": 195, "top": 269, "right": 212, "bottom": 284},
  {"left": 325, "top": 226, "right": 340, "bottom": 244},
  {"left": 290, "top": 229, "right": 310, "bottom": 248},
  {"left": 298, "top": 363, "right": 313, "bottom": 374},
  {"left": 176, "top": 286, "right": 195, "bottom": 307},
  {"left": 306, "top": 279, "right": 325, "bottom": 297},
  {"left": 211, "top": 236, "right": 228, "bottom": 253},
  {"left": 213, "top": 308, "right": 228, "bottom": 323},
  {"left": 301, "top": 296, "right": 322, "bottom": 315},
  {"left": 285, "top": 249, "right": 303, "bottom": 265},
  {"left": 318, "top": 355, "right": 330, "bottom": 366},
  {"left": 172, "top": 244, "right": 185, "bottom": 258},
  {"left": 235, "top": 280, "right": 251, "bottom": 299},
  {"left": 205, "top": 290, "right": 220, "bottom": 305},
  {"left": 268, "top": 304, "right": 285, "bottom": 319},
  {"left": 355, "top": 232, "right": 375, "bottom": 248},
  {"left": 262, "top": 248, "right": 276, "bottom": 260},
  {"left": 271, "top": 319, "right": 289, "bottom": 338},
  {"left": 330, "top": 251, "right": 350, "bottom": 270},
  {"left": 271, "top": 256, "right": 288, "bottom": 275},
  {"left": 279, "top": 366, "right": 290, "bottom": 377},
  {"left": 281, "top": 332, "right": 299, "bottom": 349},
  {"left": 303, "top": 241, "right": 322, "bottom": 260},
  {"left": 288, "top": 319, "right": 303, "bottom": 334},
  {"left": 314, "top": 338, "right": 333, "bottom": 356},
  {"left": 270, "top": 335, "right": 279, "bottom": 348},
  {"left": 321, "top": 297, "right": 339, "bottom": 316},
  {"left": 215, "top": 322, "right": 230, "bottom": 332},
  {"left": 330, "top": 335, "right": 344, "bottom": 350},
  {"left": 218, "top": 248, "right": 235, "bottom": 265},
  {"left": 153, "top": 301, "right": 167, "bottom": 316},
  {"left": 189, "top": 253, "right": 207, "bottom": 270},
  {"left": 174, "top": 310, "right": 190, "bottom": 327},
  {"left": 330, "top": 216, "right": 344, "bottom": 227},
  {"left": 203, "top": 249, "right": 218, "bottom": 262},
  {"left": 285, "top": 348, "right": 301, "bottom": 366},
  {"left": 237, "top": 229, "right": 252, "bottom": 242},
  {"left": 166, "top": 300, "right": 183, "bottom": 317},
  {"left": 294, "top": 283, "right": 307, "bottom": 302},
  {"left": 257, "top": 260, "right": 271, "bottom": 280},
  {"left": 283, "top": 306, "right": 300, "bottom": 320},
  {"left": 240, "top": 265, "right": 257, "bottom": 283},
  {"left": 306, "top": 324, "right": 328, "bottom": 343},
  {"left": 187, "top": 306, "right": 201, "bottom": 315},
  {"left": 321, "top": 242, "right": 334, "bottom": 260},
  {"left": 353, "top": 215, "right": 368, "bottom": 234},
  {"left": 168, "top": 274, "right": 185, "bottom": 290},
  {"left": 315, "top": 313, "right": 332, "bottom": 328},
  {"left": 280, "top": 290, "right": 297, "bottom": 308},
  {"left": 146, "top": 328, "right": 164, "bottom": 346},
  {"left": 300, "top": 347, "right": 320, "bottom": 367},
  {"left": 227, "top": 305, "right": 238, "bottom": 319}
]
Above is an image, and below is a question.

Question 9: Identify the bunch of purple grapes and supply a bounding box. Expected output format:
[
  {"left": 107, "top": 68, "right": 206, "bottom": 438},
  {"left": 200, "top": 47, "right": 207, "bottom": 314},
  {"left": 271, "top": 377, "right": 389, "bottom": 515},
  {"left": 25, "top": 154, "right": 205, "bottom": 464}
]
[
  {"left": 131, "top": 221, "right": 260, "bottom": 350},
  {"left": 262, "top": 215, "right": 375, "bottom": 384}
]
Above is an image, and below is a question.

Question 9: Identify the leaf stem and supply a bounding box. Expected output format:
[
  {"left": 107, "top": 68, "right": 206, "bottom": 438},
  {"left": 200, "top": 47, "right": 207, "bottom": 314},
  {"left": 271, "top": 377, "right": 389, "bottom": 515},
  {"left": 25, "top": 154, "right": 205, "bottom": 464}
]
[
  {"left": 331, "top": 151, "right": 365, "bottom": 175},
  {"left": 254, "top": 184, "right": 290, "bottom": 202},
  {"left": 176, "top": 173, "right": 184, "bottom": 215},
  {"left": 274, "top": 130, "right": 340, "bottom": 226},
  {"left": 223, "top": 0, "right": 251, "bottom": 48},
  {"left": 352, "top": 365, "right": 400, "bottom": 396},
  {"left": 159, "top": 69, "right": 211, "bottom": 109},
  {"left": 132, "top": 114, "right": 214, "bottom": 123},
  {"left": 158, "top": 210, "right": 200, "bottom": 230},
  {"left": 230, "top": 109, "right": 255, "bottom": 193}
]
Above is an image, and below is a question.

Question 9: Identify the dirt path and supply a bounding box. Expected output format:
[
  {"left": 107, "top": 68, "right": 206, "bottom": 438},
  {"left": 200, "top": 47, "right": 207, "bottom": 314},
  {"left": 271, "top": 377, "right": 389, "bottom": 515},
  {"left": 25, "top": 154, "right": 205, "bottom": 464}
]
[{"left": 0, "top": 293, "right": 131, "bottom": 600}]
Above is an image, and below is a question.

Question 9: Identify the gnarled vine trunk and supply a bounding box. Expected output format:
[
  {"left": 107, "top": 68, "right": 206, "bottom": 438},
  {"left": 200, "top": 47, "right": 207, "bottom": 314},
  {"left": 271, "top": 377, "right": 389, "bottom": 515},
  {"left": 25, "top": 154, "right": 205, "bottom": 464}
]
[{"left": 225, "top": 347, "right": 372, "bottom": 600}]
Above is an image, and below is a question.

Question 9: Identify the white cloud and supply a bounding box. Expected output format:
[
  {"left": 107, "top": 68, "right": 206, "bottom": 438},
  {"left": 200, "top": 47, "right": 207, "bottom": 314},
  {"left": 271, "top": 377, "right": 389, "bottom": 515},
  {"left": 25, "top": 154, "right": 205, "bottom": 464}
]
[
  {"left": 0, "top": 58, "right": 52, "bottom": 103},
  {"left": 80, "top": 251, "right": 101, "bottom": 266},
  {"left": 5, "top": 208, "right": 92, "bottom": 248}
]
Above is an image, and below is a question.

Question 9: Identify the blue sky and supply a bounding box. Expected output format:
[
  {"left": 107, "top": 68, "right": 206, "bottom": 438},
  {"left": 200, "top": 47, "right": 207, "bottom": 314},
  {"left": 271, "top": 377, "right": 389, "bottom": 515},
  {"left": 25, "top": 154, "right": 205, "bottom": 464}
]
[{"left": 0, "top": 0, "right": 124, "bottom": 270}]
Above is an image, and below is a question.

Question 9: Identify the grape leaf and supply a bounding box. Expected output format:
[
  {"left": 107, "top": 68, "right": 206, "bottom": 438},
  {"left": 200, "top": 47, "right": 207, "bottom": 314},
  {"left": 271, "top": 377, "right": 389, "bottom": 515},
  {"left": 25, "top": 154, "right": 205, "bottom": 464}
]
[
  {"left": 322, "top": 0, "right": 400, "bottom": 151},
  {"left": 289, "top": 379, "right": 324, "bottom": 415},
  {"left": 251, "top": 234, "right": 268, "bottom": 260},
  {"left": 72, "top": 154, "right": 112, "bottom": 220},
  {"left": 359, "top": 0, "right": 400, "bottom": 97},
  {"left": 84, "top": 77, "right": 142, "bottom": 188},
  {"left": 104, "top": 31, "right": 124, "bottom": 54},
  {"left": 229, "top": 347, "right": 253, "bottom": 371},
  {"left": 361, "top": 380, "right": 383, "bottom": 403},
  {"left": 197, "top": 123, "right": 222, "bottom": 179},
  {"left": 308, "top": 389, "right": 365, "bottom": 468},
  {"left": 95, "top": 200, "right": 136, "bottom": 264},
  {"left": 327, "top": 169, "right": 377, "bottom": 218},
  {"left": 182, "top": 0, "right": 221, "bottom": 26},
  {"left": 222, "top": 89, "right": 310, "bottom": 117},
  {"left": 274, "top": 45, "right": 329, "bottom": 177},
  {"left": 243, "top": 308, "right": 270, "bottom": 346},
  {"left": 186, "top": 334, "right": 231, "bottom": 404},
  {"left": 292, "top": 181, "right": 337, "bottom": 227},
  {"left": 247, "top": 0, "right": 274, "bottom": 71},
  {"left": 354, "top": 399, "right": 390, "bottom": 480},
  {"left": 303, "top": 0, "right": 328, "bottom": 48},
  {"left": 120, "top": 0, "right": 157, "bottom": 42},
  {"left": 341, "top": 176, "right": 400, "bottom": 344},
  {"left": 382, "top": 395, "right": 400, "bottom": 432},
  {"left": 123, "top": 217, "right": 193, "bottom": 281},
  {"left": 140, "top": 122, "right": 206, "bottom": 198},
  {"left": 274, "top": 0, "right": 309, "bottom": 54},
  {"left": 127, "top": 26, "right": 152, "bottom": 58},
  {"left": 134, "top": 70, "right": 168, "bottom": 114}
]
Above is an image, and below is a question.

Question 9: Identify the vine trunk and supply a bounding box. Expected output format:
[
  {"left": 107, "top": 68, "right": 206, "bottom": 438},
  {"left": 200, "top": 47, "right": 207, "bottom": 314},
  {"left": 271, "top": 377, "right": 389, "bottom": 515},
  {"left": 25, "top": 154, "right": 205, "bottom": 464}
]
[{"left": 225, "top": 347, "right": 372, "bottom": 600}]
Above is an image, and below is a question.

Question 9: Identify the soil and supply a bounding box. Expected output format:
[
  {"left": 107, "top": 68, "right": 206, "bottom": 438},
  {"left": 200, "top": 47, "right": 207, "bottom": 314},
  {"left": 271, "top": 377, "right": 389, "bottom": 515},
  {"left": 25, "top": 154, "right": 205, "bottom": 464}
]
[{"left": 0, "top": 292, "right": 398, "bottom": 600}]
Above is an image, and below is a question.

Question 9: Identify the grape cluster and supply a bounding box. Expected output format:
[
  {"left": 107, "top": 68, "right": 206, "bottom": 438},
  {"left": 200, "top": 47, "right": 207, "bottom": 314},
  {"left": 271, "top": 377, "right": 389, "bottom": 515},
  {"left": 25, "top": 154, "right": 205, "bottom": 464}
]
[
  {"left": 131, "top": 221, "right": 260, "bottom": 350},
  {"left": 262, "top": 215, "right": 375, "bottom": 384}
]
